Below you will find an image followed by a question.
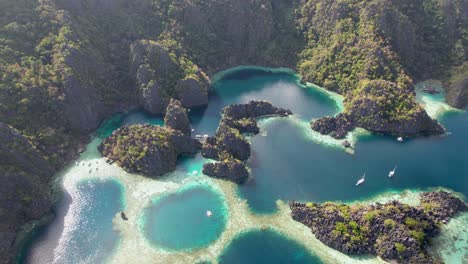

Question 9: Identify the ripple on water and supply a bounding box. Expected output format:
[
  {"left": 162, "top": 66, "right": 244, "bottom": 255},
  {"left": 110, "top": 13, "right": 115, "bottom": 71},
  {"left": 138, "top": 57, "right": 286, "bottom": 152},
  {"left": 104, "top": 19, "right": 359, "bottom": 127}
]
[
  {"left": 218, "top": 229, "right": 323, "bottom": 264},
  {"left": 21, "top": 179, "right": 125, "bottom": 264},
  {"left": 140, "top": 184, "right": 228, "bottom": 251}
]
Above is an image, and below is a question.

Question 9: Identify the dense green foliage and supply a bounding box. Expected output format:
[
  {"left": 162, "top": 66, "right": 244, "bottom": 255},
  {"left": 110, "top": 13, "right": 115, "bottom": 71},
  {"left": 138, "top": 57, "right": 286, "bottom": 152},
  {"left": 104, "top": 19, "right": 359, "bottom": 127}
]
[
  {"left": 100, "top": 124, "right": 172, "bottom": 166},
  {"left": 0, "top": 0, "right": 169, "bottom": 167},
  {"left": 296, "top": 0, "right": 466, "bottom": 91},
  {"left": 296, "top": 0, "right": 467, "bottom": 123},
  {"left": 2, "top": 0, "right": 465, "bottom": 167},
  {"left": 345, "top": 80, "right": 422, "bottom": 123},
  {"left": 1, "top": 1, "right": 466, "bottom": 262},
  {"left": 0, "top": 0, "right": 72, "bottom": 166}
]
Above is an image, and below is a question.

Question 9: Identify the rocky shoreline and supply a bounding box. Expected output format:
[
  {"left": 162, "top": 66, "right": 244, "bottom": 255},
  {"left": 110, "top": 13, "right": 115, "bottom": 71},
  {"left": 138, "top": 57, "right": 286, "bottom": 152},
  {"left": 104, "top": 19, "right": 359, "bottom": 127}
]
[
  {"left": 289, "top": 191, "right": 467, "bottom": 263},
  {"left": 310, "top": 80, "right": 446, "bottom": 139},
  {"left": 202, "top": 101, "right": 291, "bottom": 183}
]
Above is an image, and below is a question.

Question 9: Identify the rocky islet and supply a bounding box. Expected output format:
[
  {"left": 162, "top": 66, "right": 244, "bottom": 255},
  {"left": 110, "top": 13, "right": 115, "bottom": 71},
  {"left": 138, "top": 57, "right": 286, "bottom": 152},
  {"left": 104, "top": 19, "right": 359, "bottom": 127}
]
[
  {"left": 1, "top": 0, "right": 466, "bottom": 262},
  {"left": 289, "top": 191, "right": 467, "bottom": 263},
  {"left": 201, "top": 100, "right": 292, "bottom": 183}
]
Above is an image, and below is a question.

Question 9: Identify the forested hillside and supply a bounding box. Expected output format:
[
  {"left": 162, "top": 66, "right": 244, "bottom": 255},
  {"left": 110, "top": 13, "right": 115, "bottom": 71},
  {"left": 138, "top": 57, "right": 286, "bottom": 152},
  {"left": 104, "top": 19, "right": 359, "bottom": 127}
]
[{"left": 0, "top": 0, "right": 466, "bottom": 262}]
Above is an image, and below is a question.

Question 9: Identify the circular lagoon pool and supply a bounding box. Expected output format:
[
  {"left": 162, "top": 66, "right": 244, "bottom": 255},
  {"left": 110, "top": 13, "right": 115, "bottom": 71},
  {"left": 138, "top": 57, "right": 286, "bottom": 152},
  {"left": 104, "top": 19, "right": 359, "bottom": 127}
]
[{"left": 140, "top": 185, "right": 228, "bottom": 251}]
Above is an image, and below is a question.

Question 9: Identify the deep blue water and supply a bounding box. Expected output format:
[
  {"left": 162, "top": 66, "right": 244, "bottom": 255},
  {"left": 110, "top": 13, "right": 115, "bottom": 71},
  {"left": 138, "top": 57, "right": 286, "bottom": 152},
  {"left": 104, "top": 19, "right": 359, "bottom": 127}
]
[
  {"left": 189, "top": 67, "right": 338, "bottom": 135},
  {"left": 240, "top": 112, "right": 468, "bottom": 212},
  {"left": 21, "top": 66, "right": 468, "bottom": 263},
  {"left": 218, "top": 230, "right": 322, "bottom": 264},
  {"left": 192, "top": 67, "right": 468, "bottom": 213}
]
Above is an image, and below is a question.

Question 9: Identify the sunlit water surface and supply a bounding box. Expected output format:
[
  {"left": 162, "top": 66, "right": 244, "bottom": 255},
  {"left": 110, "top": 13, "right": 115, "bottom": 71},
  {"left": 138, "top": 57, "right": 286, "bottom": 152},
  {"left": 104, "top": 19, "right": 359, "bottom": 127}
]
[{"left": 20, "top": 67, "right": 468, "bottom": 264}]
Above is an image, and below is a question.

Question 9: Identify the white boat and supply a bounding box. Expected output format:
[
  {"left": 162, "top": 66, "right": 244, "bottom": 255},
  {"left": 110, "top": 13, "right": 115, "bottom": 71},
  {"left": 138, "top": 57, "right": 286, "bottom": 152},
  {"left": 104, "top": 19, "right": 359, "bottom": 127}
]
[
  {"left": 206, "top": 210, "right": 213, "bottom": 217},
  {"left": 356, "top": 173, "right": 366, "bottom": 186},
  {"left": 397, "top": 137, "right": 403, "bottom": 142},
  {"left": 203, "top": 134, "right": 209, "bottom": 138},
  {"left": 75, "top": 161, "right": 79, "bottom": 166},
  {"left": 191, "top": 128, "right": 195, "bottom": 132},
  {"left": 195, "top": 134, "right": 202, "bottom": 138},
  {"left": 192, "top": 170, "right": 198, "bottom": 175},
  {"left": 388, "top": 166, "right": 397, "bottom": 177}
]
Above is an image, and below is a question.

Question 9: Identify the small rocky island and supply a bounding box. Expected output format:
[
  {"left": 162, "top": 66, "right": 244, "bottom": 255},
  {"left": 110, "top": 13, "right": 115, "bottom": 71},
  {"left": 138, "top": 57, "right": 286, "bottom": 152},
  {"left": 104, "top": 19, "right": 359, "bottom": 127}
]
[
  {"left": 202, "top": 100, "right": 291, "bottom": 183},
  {"left": 290, "top": 191, "right": 467, "bottom": 263},
  {"left": 99, "top": 99, "right": 200, "bottom": 176}
]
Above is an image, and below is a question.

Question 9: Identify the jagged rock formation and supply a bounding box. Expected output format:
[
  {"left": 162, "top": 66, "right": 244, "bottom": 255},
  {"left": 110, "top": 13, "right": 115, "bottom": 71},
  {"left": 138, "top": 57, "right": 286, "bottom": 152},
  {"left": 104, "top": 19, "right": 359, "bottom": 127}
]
[
  {"left": 445, "top": 63, "right": 468, "bottom": 108},
  {"left": 311, "top": 80, "right": 445, "bottom": 138},
  {"left": 296, "top": 0, "right": 465, "bottom": 137},
  {"left": 311, "top": 114, "right": 354, "bottom": 139},
  {"left": 130, "top": 39, "right": 210, "bottom": 114},
  {"left": 0, "top": 0, "right": 466, "bottom": 261},
  {"left": 201, "top": 101, "right": 291, "bottom": 182},
  {"left": 99, "top": 124, "right": 200, "bottom": 177},
  {"left": 0, "top": 123, "right": 53, "bottom": 263},
  {"left": 202, "top": 160, "right": 249, "bottom": 184},
  {"left": 290, "top": 191, "right": 467, "bottom": 263},
  {"left": 164, "top": 99, "right": 191, "bottom": 135},
  {"left": 164, "top": 0, "right": 303, "bottom": 73}
]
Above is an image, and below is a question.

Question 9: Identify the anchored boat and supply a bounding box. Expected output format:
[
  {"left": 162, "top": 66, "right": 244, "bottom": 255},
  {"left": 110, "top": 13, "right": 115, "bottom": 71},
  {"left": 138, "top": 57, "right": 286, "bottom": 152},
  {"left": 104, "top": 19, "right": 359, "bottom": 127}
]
[{"left": 356, "top": 173, "right": 366, "bottom": 186}]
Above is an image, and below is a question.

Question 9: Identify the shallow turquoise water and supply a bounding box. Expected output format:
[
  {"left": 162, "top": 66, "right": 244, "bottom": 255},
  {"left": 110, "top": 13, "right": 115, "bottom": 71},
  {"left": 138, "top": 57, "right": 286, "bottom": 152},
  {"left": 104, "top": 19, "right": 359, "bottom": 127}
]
[
  {"left": 218, "top": 230, "right": 322, "bottom": 264},
  {"left": 21, "top": 66, "right": 468, "bottom": 263},
  {"left": 141, "top": 185, "right": 227, "bottom": 251},
  {"left": 21, "top": 179, "right": 125, "bottom": 264}
]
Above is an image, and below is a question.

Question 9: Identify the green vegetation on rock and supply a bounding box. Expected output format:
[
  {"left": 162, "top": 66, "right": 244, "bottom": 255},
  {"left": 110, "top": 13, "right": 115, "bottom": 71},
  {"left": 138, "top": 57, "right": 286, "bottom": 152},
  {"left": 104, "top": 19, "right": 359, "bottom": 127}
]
[
  {"left": 298, "top": 0, "right": 466, "bottom": 136},
  {"left": 290, "top": 191, "right": 467, "bottom": 263},
  {"left": 99, "top": 124, "right": 200, "bottom": 176},
  {"left": 0, "top": 0, "right": 466, "bottom": 262}
]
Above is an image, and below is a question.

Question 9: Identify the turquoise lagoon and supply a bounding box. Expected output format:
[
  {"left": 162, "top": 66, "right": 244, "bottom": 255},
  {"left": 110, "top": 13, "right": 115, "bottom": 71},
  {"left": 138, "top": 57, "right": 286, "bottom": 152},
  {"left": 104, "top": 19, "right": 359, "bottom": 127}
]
[
  {"left": 21, "top": 67, "right": 468, "bottom": 263},
  {"left": 140, "top": 185, "right": 228, "bottom": 251}
]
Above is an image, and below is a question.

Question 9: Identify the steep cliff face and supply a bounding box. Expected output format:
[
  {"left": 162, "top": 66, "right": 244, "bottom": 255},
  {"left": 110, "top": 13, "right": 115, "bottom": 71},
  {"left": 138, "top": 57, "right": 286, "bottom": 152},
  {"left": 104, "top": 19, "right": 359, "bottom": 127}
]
[
  {"left": 130, "top": 39, "right": 210, "bottom": 114},
  {"left": 0, "top": 123, "right": 53, "bottom": 263},
  {"left": 445, "top": 63, "right": 468, "bottom": 108},
  {"left": 0, "top": 0, "right": 466, "bottom": 262},
  {"left": 177, "top": 0, "right": 274, "bottom": 72},
  {"left": 61, "top": 47, "right": 108, "bottom": 132},
  {"left": 296, "top": 0, "right": 465, "bottom": 136},
  {"left": 164, "top": 99, "right": 191, "bottom": 135},
  {"left": 158, "top": 0, "right": 303, "bottom": 73},
  {"left": 363, "top": 0, "right": 416, "bottom": 66}
]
